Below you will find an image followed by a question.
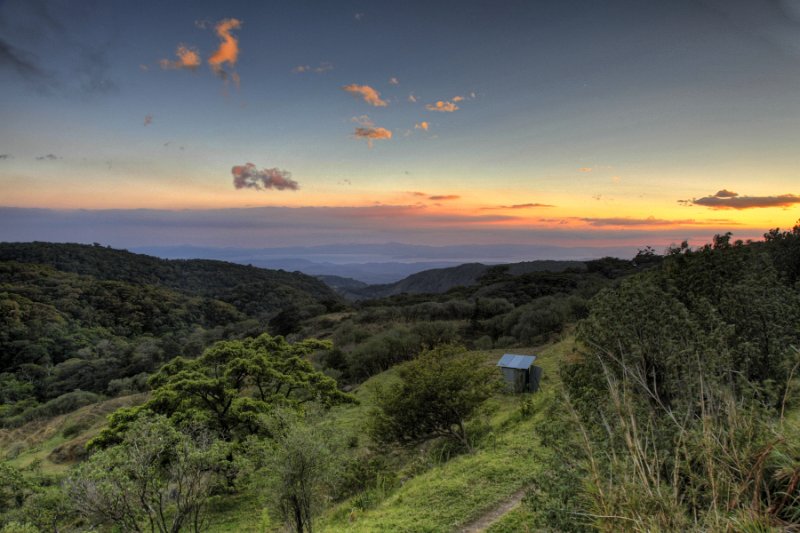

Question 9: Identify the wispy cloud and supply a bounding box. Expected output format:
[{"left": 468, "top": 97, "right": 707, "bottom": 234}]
[
  {"left": 481, "top": 203, "right": 555, "bottom": 210},
  {"left": 682, "top": 189, "right": 800, "bottom": 210},
  {"left": 0, "top": 154, "right": 12, "bottom": 160},
  {"left": 426, "top": 100, "right": 459, "bottom": 112},
  {"left": 0, "top": 37, "right": 54, "bottom": 88},
  {"left": 159, "top": 45, "right": 201, "bottom": 71},
  {"left": 414, "top": 121, "right": 429, "bottom": 131},
  {"left": 578, "top": 167, "right": 593, "bottom": 173},
  {"left": 35, "top": 154, "right": 60, "bottom": 161},
  {"left": 407, "top": 191, "right": 426, "bottom": 197},
  {"left": 389, "top": 77, "right": 399, "bottom": 85},
  {"left": 144, "top": 114, "right": 153, "bottom": 126},
  {"left": 343, "top": 84, "right": 388, "bottom": 107},
  {"left": 292, "top": 62, "right": 333, "bottom": 74},
  {"left": 579, "top": 216, "right": 737, "bottom": 227},
  {"left": 408, "top": 93, "right": 417, "bottom": 103},
  {"left": 428, "top": 195, "right": 460, "bottom": 201},
  {"left": 231, "top": 162, "right": 299, "bottom": 191},
  {"left": 208, "top": 18, "right": 242, "bottom": 84}
]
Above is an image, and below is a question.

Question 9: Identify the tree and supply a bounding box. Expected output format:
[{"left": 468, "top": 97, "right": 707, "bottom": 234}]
[
  {"left": 90, "top": 333, "right": 354, "bottom": 448},
  {"left": 260, "top": 412, "right": 339, "bottom": 533},
  {"left": 68, "top": 415, "right": 223, "bottom": 533},
  {"left": 371, "top": 345, "right": 501, "bottom": 452}
]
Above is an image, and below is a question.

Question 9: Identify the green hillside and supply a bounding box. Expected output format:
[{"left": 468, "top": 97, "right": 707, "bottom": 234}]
[{"left": 1, "top": 227, "right": 799, "bottom": 532}]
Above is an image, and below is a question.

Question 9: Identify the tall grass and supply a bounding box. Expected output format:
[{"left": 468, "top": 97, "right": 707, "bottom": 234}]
[{"left": 553, "top": 346, "right": 800, "bottom": 532}]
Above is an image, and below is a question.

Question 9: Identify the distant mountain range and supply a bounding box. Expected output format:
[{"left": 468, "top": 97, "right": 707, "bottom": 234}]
[{"left": 131, "top": 243, "right": 637, "bottom": 284}]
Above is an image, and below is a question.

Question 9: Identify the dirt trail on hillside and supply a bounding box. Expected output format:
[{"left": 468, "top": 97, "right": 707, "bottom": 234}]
[{"left": 458, "top": 487, "right": 528, "bottom": 533}]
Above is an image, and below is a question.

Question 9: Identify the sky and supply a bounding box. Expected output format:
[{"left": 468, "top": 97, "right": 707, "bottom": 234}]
[{"left": 1, "top": 0, "right": 799, "bottom": 254}]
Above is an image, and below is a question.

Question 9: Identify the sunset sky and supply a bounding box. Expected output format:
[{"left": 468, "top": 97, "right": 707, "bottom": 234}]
[{"left": 1, "top": 0, "right": 799, "bottom": 253}]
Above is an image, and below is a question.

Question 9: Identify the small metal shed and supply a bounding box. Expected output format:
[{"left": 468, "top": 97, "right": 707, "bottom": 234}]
[{"left": 496, "top": 354, "right": 542, "bottom": 393}]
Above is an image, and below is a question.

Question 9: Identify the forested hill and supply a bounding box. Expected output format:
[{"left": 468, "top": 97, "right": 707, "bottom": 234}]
[
  {"left": 0, "top": 242, "right": 343, "bottom": 427},
  {"left": 334, "top": 260, "right": 587, "bottom": 300},
  {"left": 0, "top": 242, "right": 341, "bottom": 315}
]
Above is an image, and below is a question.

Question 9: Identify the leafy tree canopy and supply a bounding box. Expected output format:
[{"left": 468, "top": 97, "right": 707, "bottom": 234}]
[{"left": 91, "top": 334, "right": 354, "bottom": 448}]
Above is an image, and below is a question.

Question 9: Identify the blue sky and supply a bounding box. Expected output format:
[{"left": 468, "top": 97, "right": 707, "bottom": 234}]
[{"left": 1, "top": 0, "right": 799, "bottom": 251}]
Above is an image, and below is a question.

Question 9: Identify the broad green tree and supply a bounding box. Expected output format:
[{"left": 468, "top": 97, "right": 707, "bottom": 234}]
[
  {"left": 91, "top": 333, "right": 354, "bottom": 448},
  {"left": 371, "top": 345, "right": 501, "bottom": 452}
]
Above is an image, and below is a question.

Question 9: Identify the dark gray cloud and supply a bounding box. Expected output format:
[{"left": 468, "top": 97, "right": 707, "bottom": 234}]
[
  {"left": 0, "top": 0, "right": 117, "bottom": 96},
  {"left": 0, "top": 37, "right": 43, "bottom": 78},
  {"left": 231, "top": 163, "right": 299, "bottom": 191},
  {"left": 713, "top": 189, "right": 738, "bottom": 198},
  {"left": 685, "top": 191, "right": 800, "bottom": 210},
  {"left": 0, "top": 154, "right": 13, "bottom": 160},
  {"left": 35, "top": 153, "right": 60, "bottom": 161},
  {"left": 428, "top": 195, "right": 460, "bottom": 201}
]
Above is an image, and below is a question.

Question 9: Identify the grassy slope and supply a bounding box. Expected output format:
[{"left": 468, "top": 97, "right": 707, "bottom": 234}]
[
  {"left": 0, "top": 394, "right": 146, "bottom": 475},
  {"left": 316, "top": 339, "right": 572, "bottom": 533},
  {"left": 0, "top": 340, "right": 574, "bottom": 532}
]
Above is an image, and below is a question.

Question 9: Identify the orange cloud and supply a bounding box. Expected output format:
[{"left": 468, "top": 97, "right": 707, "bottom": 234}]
[
  {"left": 426, "top": 100, "right": 459, "bottom": 112},
  {"left": 343, "top": 84, "right": 388, "bottom": 107},
  {"left": 354, "top": 126, "right": 392, "bottom": 147},
  {"left": 578, "top": 167, "right": 593, "bottom": 173},
  {"left": 415, "top": 121, "right": 429, "bottom": 131},
  {"left": 208, "top": 18, "right": 242, "bottom": 82},
  {"left": 159, "top": 45, "right": 201, "bottom": 71}
]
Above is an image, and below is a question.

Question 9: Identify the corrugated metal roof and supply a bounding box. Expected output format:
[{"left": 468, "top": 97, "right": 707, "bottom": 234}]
[{"left": 496, "top": 354, "right": 536, "bottom": 370}]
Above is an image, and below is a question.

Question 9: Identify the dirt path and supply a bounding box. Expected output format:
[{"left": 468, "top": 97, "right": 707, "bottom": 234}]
[{"left": 458, "top": 487, "right": 528, "bottom": 533}]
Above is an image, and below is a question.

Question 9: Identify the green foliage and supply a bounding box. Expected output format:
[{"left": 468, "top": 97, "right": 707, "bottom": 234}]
[
  {"left": 260, "top": 412, "right": 341, "bottom": 533},
  {"left": 67, "top": 415, "right": 225, "bottom": 533},
  {"left": 91, "top": 333, "right": 354, "bottom": 448},
  {"left": 16, "top": 486, "right": 76, "bottom": 533},
  {"left": 0, "top": 521, "right": 38, "bottom": 533},
  {"left": 0, "top": 464, "right": 31, "bottom": 513},
  {"left": 371, "top": 345, "right": 502, "bottom": 452},
  {"left": 540, "top": 227, "right": 800, "bottom": 530}
]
